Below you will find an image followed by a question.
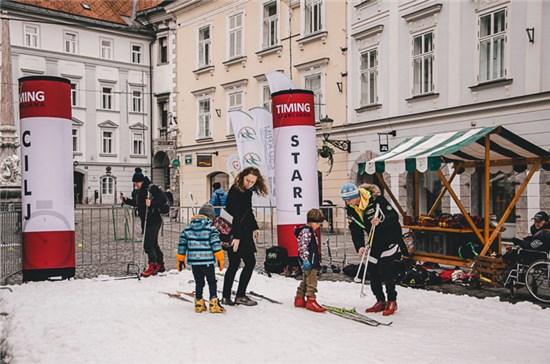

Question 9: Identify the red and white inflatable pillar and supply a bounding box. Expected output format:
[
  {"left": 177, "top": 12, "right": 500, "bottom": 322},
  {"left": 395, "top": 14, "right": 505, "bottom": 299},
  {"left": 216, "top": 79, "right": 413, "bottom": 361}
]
[
  {"left": 272, "top": 89, "right": 319, "bottom": 257},
  {"left": 19, "top": 76, "right": 75, "bottom": 281}
]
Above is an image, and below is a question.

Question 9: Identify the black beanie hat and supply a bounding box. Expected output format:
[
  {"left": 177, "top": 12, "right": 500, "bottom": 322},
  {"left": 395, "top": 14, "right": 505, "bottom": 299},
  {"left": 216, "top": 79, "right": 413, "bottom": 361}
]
[{"left": 132, "top": 167, "right": 145, "bottom": 182}]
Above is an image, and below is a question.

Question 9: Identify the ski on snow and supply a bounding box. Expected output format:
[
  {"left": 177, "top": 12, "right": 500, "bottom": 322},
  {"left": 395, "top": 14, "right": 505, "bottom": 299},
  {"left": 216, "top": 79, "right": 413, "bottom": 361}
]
[
  {"left": 249, "top": 291, "right": 282, "bottom": 304},
  {"left": 160, "top": 291, "right": 193, "bottom": 303},
  {"left": 322, "top": 305, "right": 393, "bottom": 327}
]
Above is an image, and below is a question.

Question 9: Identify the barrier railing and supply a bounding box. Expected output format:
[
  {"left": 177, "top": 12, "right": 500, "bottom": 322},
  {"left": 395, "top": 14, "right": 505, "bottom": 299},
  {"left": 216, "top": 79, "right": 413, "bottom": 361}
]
[{"left": 1, "top": 204, "right": 355, "bottom": 283}]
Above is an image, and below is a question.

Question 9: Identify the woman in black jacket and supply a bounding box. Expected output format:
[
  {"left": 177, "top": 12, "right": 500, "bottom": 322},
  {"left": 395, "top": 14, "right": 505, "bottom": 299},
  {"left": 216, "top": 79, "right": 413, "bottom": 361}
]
[{"left": 222, "top": 167, "right": 269, "bottom": 306}]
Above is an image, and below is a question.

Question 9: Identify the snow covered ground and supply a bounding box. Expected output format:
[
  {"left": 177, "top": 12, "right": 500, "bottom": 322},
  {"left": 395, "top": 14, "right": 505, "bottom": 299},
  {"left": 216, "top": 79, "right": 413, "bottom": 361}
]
[{"left": 1, "top": 269, "right": 548, "bottom": 364}]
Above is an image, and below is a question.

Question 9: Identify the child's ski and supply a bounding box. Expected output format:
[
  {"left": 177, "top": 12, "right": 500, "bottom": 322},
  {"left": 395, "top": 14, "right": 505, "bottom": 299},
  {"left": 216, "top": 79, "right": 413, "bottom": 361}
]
[
  {"left": 160, "top": 291, "right": 193, "bottom": 303},
  {"left": 323, "top": 305, "right": 392, "bottom": 327},
  {"left": 249, "top": 291, "right": 282, "bottom": 304}
]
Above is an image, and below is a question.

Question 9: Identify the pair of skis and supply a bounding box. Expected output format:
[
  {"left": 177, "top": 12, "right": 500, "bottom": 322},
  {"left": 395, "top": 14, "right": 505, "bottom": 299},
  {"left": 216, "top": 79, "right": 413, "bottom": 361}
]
[
  {"left": 160, "top": 290, "right": 283, "bottom": 305},
  {"left": 323, "top": 305, "right": 392, "bottom": 327}
]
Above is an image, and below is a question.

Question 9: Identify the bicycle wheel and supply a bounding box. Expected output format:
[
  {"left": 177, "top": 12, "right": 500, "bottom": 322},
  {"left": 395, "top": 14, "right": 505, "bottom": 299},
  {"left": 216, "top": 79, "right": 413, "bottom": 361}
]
[{"left": 525, "top": 260, "right": 550, "bottom": 303}]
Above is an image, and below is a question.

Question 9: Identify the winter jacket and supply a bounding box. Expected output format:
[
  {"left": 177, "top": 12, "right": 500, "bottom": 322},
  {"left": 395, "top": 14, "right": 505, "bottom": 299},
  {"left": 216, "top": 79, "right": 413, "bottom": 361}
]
[
  {"left": 345, "top": 184, "right": 408, "bottom": 262},
  {"left": 514, "top": 228, "right": 550, "bottom": 252},
  {"left": 294, "top": 225, "right": 321, "bottom": 269},
  {"left": 529, "top": 222, "right": 550, "bottom": 236},
  {"left": 123, "top": 178, "right": 166, "bottom": 231},
  {"left": 209, "top": 188, "right": 227, "bottom": 216},
  {"left": 225, "top": 185, "right": 259, "bottom": 254},
  {"left": 178, "top": 215, "right": 222, "bottom": 265}
]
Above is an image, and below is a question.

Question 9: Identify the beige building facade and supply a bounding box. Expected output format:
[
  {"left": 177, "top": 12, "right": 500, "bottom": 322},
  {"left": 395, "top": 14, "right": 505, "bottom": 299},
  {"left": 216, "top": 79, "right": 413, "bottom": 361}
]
[{"left": 167, "top": 0, "right": 350, "bottom": 207}]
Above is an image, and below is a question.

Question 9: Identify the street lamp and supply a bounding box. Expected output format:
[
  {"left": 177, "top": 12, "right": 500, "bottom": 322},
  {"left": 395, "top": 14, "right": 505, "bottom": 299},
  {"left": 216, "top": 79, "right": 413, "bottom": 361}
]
[{"left": 320, "top": 115, "right": 351, "bottom": 153}]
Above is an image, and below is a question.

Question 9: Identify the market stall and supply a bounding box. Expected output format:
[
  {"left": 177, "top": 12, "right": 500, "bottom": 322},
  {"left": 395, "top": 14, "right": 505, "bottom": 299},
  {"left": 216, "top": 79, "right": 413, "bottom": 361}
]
[{"left": 364, "top": 126, "right": 550, "bottom": 268}]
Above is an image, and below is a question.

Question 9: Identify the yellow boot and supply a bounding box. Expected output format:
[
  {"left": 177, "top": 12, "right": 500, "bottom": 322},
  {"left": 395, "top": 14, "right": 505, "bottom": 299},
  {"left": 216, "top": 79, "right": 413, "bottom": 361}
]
[
  {"left": 194, "top": 298, "right": 206, "bottom": 313},
  {"left": 209, "top": 298, "right": 226, "bottom": 313}
]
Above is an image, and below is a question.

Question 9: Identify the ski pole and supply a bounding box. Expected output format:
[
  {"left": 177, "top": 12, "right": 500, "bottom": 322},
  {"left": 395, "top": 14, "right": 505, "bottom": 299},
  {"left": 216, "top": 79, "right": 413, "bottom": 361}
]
[
  {"left": 141, "top": 190, "right": 151, "bottom": 267},
  {"left": 359, "top": 205, "right": 386, "bottom": 297},
  {"left": 354, "top": 203, "right": 380, "bottom": 283}
]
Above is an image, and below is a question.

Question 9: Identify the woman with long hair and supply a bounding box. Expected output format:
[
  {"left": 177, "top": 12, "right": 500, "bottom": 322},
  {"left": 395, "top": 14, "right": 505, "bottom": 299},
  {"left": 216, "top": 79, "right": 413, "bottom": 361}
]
[{"left": 222, "top": 167, "right": 269, "bottom": 306}]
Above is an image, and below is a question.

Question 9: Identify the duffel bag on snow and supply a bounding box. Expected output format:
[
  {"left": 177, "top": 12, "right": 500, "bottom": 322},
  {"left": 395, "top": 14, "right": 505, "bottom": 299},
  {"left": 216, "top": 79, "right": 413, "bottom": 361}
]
[{"left": 264, "top": 246, "right": 288, "bottom": 274}]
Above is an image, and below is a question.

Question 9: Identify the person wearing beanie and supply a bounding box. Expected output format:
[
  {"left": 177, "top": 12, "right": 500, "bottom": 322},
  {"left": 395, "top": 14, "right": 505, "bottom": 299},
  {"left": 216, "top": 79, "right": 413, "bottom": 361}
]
[
  {"left": 293, "top": 208, "right": 326, "bottom": 313},
  {"left": 177, "top": 203, "right": 226, "bottom": 313},
  {"left": 120, "top": 167, "right": 167, "bottom": 277},
  {"left": 341, "top": 182, "right": 409, "bottom": 316}
]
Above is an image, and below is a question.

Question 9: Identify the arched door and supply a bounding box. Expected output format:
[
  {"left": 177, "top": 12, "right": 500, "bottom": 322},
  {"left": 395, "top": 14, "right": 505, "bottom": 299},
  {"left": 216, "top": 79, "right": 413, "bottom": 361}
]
[
  {"left": 73, "top": 171, "right": 84, "bottom": 204},
  {"left": 153, "top": 151, "right": 170, "bottom": 189}
]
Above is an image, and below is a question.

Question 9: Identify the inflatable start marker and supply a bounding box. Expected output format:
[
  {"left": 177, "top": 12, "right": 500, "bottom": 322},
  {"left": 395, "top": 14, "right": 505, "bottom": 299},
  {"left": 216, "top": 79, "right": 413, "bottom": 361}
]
[
  {"left": 19, "top": 76, "right": 75, "bottom": 282},
  {"left": 272, "top": 89, "right": 319, "bottom": 256}
]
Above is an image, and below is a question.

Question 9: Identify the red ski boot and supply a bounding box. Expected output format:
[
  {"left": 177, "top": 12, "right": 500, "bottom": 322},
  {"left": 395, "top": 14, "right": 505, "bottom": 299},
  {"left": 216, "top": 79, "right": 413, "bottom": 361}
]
[
  {"left": 305, "top": 297, "right": 326, "bottom": 313},
  {"left": 156, "top": 262, "right": 166, "bottom": 273},
  {"left": 383, "top": 301, "right": 397, "bottom": 316},
  {"left": 366, "top": 301, "right": 386, "bottom": 313},
  {"left": 141, "top": 262, "right": 159, "bottom": 277},
  {"left": 294, "top": 296, "right": 306, "bottom": 308}
]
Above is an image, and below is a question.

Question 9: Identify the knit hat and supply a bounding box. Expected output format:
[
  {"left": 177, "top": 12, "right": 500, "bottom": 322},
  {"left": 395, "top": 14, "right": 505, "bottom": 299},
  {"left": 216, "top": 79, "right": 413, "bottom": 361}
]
[
  {"left": 199, "top": 203, "right": 216, "bottom": 221},
  {"left": 341, "top": 183, "right": 359, "bottom": 200},
  {"left": 532, "top": 211, "right": 549, "bottom": 222},
  {"left": 132, "top": 167, "right": 145, "bottom": 182}
]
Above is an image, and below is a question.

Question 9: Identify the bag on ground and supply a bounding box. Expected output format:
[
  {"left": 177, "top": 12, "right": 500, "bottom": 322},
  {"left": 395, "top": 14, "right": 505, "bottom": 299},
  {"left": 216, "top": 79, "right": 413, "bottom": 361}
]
[{"left": 264, "top": 246, "right": 288, "bottom": 274}]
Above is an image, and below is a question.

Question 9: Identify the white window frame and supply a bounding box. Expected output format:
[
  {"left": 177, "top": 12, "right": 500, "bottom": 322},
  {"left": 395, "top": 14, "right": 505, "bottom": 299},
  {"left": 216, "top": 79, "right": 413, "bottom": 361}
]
[
  {"left": 198, "top": 25, "right": 212, "bottom": 68},
  {"left": 412, "top": 31, "right": 434, "bottom": 95},
  {"left": 228, "top": 12, "right": 244, "bottom": 59},
  {"left": 131, "top": 131, "right": 145, "bottom": 156},
  {"left": 131, "top": 90, "right": 143, "bottom": 113},
  {"left": 100, "top": 86, "right": 114, "bottom": 110},
  {"left": 64, "top": 31, "right": 78, "bottom": 54},
  {"left": 227, "top": 89, "right": 244, "bottom": 136},
  {"left": 101, "top": 176, "right": 114, "bottom": 195},
  {"left": 197, "top": 97, "right": 212, "bottom": 139},
  {"left": 261, "top": 83, "right": 272, "bottom": 111},
  {"left": 131, "top": 44, "right": 142, "bottom": 64},
  {"left": 303, "top": 0, "right": 323, "bottom": 36},
  {"left": 70, "top": 81, "right": 79, "bottom": 107},
  {"left": 360, "top": 48, "right": 378, "bottom": 106},
  {"left": 23, "top": 24, "right": 40, "bottom": 48},
  {"left": 72, "top": 128, "right": 80, "bottom": 153},
  {"left": 304, "top": 73, "right": 323, "bottom": 121},
  {"left": 101, "top": 130, "right": 114, "bottom": 154},
  {"left": 100, "top": 38, "right": 113, "bottom": 60},
  {"left": 158, "top": 37, "right": 168, "bottom": 64},
  {"left": 262, "top": 1, "right": 278, "bottom": 49},
  {"left": 478, "top": 8, "right": 507, "bottom": 83}
]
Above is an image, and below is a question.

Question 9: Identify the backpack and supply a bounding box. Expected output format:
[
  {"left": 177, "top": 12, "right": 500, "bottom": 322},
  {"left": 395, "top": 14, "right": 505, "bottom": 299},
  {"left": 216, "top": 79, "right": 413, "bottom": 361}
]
[
  {"left": 148, "top": 185, "right": 171, "bottom": 215},
  {"left": 264, "top": 246, "right": 288, "bottom": 274}
]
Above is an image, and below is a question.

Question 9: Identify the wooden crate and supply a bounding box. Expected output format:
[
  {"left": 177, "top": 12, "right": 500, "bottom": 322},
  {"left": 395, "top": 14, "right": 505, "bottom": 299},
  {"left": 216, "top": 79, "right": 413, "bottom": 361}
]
[{"left": 474, "top": 255, "right": 507, "bottom": 286}]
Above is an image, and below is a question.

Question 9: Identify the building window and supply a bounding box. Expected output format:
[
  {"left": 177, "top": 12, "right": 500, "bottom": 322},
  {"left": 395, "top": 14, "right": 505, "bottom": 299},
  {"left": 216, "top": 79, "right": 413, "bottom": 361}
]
[
  {"left": 72, "top": 128, "right": 80, "bottom": 152},
  {"left": 479, "top": 9, "right": 506, "bottom": 82},
  {"left": 132, "top": 132, "right": 144, "bottom": 155},
  {"left": 228, "top": 90, "right": 243, "bottom": 135},
  {"left": 132, "top": 44, "right": 142, "bottom": 64},
  {"left": 198, "top": 98, "right": 212, "bottom": 139},
  {"left": 101, "top": 38, "right": 113, "bottom": 59},
  {"left": 101, "top": 176, "right": 114, "bottom": 195},
  {"left": 101, "top": 86, "right": 113, "bottom": 110},
  {"left": 70, "top": 82, "right": 79, "bottom": 107},
  {"left": 413, "top": 32, "right": 434, "bottom": 95},
  {"left": 228, "top": 13, "right": 244, "bottom": 59},
  {"left": 305, "top": 74, "right": 322, "bottom": 121},
  {"left": 262, "top": 1, "right": 278, "bottom": 48},
  {"left": 304, "top": 0, "right": 323, "bottom": 35},
  {"left": 132, "top": 91, "right": 142, "bottom": 113},
  {"left": 159, "top": 37, "right": 168, "bottom": 64},
  {"left": 102, "top": 130, "right": 114, "bottom": 154},
  {"left": 24, "top": 24, "right": 39, "bottom": 48},
  {"left": 262, "top": 84, "right": 272, "bottom": 111},
  {"left": 198, "top": 26, "right": 211, "bottom": 68},
  {"left": 64, "top": 31, "right": 78, "bottom": 54},
  {"left": 360, "top": 49, "right": 378, "bottom": 105}
]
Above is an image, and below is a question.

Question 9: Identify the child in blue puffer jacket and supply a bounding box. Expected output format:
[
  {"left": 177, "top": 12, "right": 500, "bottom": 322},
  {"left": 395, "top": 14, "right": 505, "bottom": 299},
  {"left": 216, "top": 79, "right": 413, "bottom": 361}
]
[
  {"left": 177, "top": 203, "right": 225, "bottom": 313},
  {"left": 293, "top": 209, "right": 326, "bottom": 313}
]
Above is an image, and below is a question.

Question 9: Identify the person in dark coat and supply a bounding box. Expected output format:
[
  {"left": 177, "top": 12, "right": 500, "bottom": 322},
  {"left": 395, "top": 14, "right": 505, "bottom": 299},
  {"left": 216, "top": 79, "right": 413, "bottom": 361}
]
[
  {"left": 120, "top": 167, "right": 167, "bottom": 277},
  {"left": 221, "top": 167, "right": 269, "bottom": 306},
  {"left": 341, "top": 182, "right": 408, "bottom": 316},
  {"left": 512, "top": 211, "right": 550, "bottom": 252},
  {"left": 209, "top": 182, "right": 227, "bottom": 217}
]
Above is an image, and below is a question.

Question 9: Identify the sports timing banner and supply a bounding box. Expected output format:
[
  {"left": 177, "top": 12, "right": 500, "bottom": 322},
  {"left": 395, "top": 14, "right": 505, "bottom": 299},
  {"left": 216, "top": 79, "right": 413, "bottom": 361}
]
[
  {"left": 271, "top": 89, "right": 319, "bottom": 256},
  {"left": 19, "top": 76, "right": 75, "bottom": 282}
]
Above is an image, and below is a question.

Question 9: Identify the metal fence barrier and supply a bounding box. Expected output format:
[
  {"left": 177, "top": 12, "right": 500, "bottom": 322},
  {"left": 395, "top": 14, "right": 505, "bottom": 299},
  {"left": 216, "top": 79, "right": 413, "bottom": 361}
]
[{"left": 1, "top": 205, "right": 355, "bottom": 284}]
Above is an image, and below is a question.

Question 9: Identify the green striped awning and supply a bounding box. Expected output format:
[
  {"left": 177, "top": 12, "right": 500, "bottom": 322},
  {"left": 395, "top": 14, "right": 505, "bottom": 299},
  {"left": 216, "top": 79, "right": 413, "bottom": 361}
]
[{"left": 365, "top": 126, "right": 550, "bottom": 175}]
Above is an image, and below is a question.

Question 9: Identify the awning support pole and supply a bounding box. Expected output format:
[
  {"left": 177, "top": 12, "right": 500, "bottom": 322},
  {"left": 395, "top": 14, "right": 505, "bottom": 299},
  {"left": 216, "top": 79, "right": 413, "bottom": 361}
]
[
  {"left": 428, "top": 167, "right": 458, "bottom": 216},
  {"left": 414, "top": 170, "right": 420, "bottom": 218},
  {"left": 484, "top": 135, "right": 491, "bottom": 249},
  {"left": 375, "top": 172, "right": 406, "bottom": 217},
  {"left": 437, "top": 169, "right": 485, "bottom": 245}
]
